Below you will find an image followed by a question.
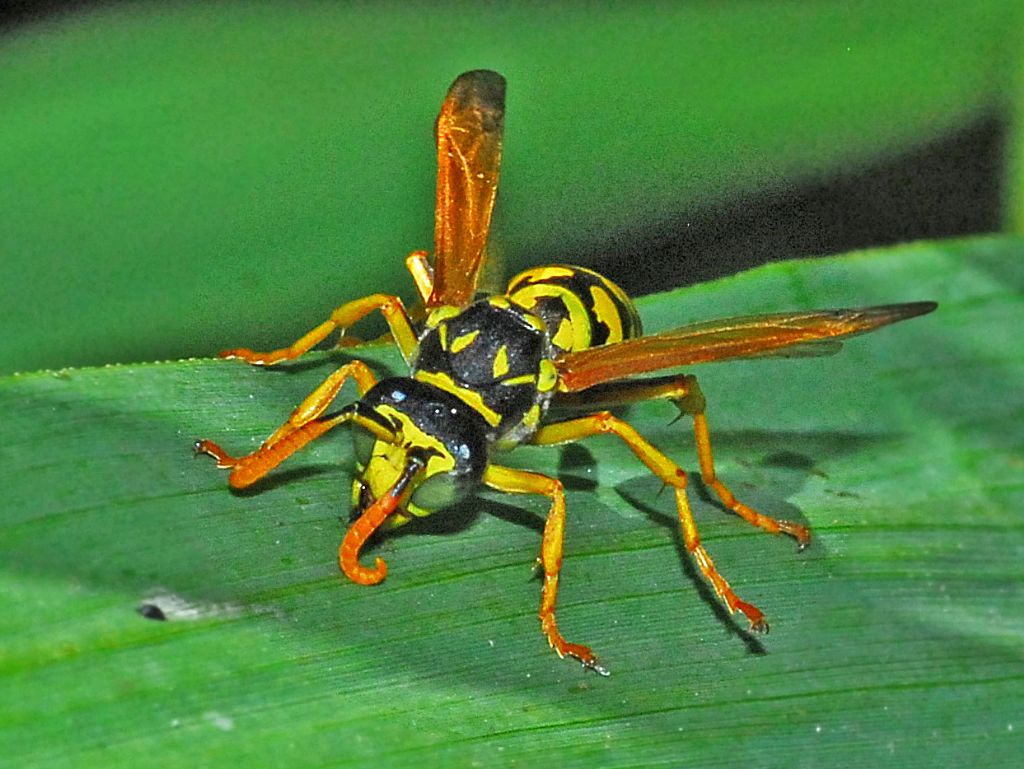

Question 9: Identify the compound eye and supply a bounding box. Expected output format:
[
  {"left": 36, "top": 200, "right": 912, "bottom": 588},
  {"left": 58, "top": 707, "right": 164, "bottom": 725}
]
[
  {"left": 408, "top": 472, "right": 464, "bottom": 512},
  {"left": 351, "top": 424, "right": 376, "bottom": 467}
]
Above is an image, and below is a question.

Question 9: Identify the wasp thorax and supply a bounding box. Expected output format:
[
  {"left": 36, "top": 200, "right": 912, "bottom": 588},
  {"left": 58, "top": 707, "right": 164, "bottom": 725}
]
[{"left": 350, "top": 378, "right": 489, "bottom": 525}]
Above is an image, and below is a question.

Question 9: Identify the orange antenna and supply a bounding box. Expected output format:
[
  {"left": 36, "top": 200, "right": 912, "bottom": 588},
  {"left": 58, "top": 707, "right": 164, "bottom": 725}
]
[{"left": 338, "top": 455, "right": 426, "bottom": 585}]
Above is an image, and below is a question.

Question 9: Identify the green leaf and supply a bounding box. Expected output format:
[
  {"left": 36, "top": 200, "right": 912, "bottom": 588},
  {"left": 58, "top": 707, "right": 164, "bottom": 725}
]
[
  {"left": 3, "top": 236, "right": 1021, "bottom": 767},
  {"left": 2, "top": 1, "right": 1021, "bottom": 372}
]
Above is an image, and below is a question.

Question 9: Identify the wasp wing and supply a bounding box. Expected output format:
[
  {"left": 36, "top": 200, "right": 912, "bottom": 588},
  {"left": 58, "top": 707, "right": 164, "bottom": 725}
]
[
  {"left": 427, "top": 70, "right": 506, "bottom": 309},
  {"left": 554, "top": 302, "right": 937, "bottom": 392}
]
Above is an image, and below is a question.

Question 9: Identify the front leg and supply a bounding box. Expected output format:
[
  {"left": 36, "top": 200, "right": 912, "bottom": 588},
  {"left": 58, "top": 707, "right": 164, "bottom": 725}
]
[
  {"left": 221, "top": 293, "right": 419, "bottom": 366},
  {"left": 195, "top": 360, "right": 379, "bottom": 488},
  {"left": 483, "top": 464, "right": 609, "bottom": 676}
]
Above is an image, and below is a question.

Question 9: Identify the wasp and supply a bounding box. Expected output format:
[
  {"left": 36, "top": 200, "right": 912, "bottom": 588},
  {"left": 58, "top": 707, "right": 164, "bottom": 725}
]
[{"left": 196, "top": 70, "right": 936, "bottom": 675}]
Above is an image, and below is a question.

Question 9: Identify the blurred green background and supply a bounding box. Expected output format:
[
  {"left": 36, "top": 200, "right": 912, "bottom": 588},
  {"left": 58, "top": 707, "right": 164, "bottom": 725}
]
[
  {"left": 2, "top": 4, "right": 1023, "bottom": 769},
  {"left": 1, "top": 0, "right": 1021, "bottom": 373}
]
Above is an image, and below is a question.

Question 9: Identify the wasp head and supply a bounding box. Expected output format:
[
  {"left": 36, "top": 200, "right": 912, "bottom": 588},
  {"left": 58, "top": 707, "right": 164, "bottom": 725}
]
[{"left": 349, "top": 378, "right": 489, "bottom": 527}]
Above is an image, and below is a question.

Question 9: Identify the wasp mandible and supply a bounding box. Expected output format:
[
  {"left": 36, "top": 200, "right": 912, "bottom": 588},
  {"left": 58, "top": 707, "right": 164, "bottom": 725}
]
[{"left": 197, "top": 71, "right": 936, "bottom": 675}]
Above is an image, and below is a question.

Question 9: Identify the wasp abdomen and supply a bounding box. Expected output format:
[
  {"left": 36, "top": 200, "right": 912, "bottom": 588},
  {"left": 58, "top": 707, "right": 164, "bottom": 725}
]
[{"left": 506, "top": 265, "right": 642, "bottom": 355}]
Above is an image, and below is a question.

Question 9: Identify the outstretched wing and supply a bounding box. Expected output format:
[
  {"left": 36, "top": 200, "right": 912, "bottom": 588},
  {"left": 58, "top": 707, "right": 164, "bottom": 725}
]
[
  {"left": 427, "top": 70, "right": 506, "bottom": 309},
  {"left": 554, "top": 302, "right": 937, "bottom": 393}
]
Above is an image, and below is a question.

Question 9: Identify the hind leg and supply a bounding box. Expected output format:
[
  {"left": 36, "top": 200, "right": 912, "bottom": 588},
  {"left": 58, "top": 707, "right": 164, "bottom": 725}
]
[
  {"left": 532, "top": 412, "right": 770, "bottom": 632},
  {"left": 552, "top": 375, "right": 810, "bottom": 547}
]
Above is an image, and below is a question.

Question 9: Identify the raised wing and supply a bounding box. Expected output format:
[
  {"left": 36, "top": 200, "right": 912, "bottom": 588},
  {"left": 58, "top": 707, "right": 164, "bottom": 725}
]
[
  {"left": 555, "top": 302, "right": 937, "bottom": 393},
  {"left": 427, "top": 70, "right": 506, "bottom": 309}
]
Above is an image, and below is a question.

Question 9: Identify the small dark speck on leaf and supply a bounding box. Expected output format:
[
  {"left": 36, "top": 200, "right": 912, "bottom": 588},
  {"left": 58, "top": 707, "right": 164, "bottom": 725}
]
[
  {"left": 137, "top": 603, "right": 167, "bottom": 621},
  {"left": 826, "top": 488, "right": 861, "bottom": 499},
  {"left": 295, "top": 497, "right": 311, "bottom": 506}
]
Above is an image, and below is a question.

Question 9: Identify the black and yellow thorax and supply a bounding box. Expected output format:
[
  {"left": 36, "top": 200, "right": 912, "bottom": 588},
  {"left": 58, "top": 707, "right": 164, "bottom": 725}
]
[
  {"left": 413, "top": 295, "right": 556, "bottom": 449},
  {"left": 412, "top": 265, "right": 642, "bottom": 450}
]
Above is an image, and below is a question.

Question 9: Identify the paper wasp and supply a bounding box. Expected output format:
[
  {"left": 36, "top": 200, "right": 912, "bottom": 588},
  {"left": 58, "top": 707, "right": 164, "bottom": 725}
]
[{"left": 197, "top": 70, "right": 936, "bottom": 675}]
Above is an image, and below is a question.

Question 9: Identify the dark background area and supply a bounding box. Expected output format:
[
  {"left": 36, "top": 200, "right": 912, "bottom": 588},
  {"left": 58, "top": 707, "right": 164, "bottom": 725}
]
[
  {"left": 545, "top": 117, "right": 1005, "bottom": 294},
  {"left": 0, "top": 0, "right": 99, "bottom": 29}
]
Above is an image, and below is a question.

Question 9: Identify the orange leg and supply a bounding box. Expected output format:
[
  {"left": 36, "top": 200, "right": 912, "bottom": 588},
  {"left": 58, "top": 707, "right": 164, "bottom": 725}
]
[
  {"left": 338, "top": 499, "right": 390, "bottom": 586},
  {"left": 553, "top": 374, "right": 810, "bottom": 548},
  {"left": 339, "top": 453, "right": 427, "bottom": 586},
  {"left": 195, "top": 360, "right": 379, "bottom": 488},
  {"left": 532, "top": 411, "right": 770, "bottom": 633},
  {"left": 405, "top": 249, "right": 434, "bottom": 303},
  {"left": 483, "top": 464, "right": 609, "bottom": 676},
  {"left": 220, "top": 293, "right": 419, "bottom": 366}
]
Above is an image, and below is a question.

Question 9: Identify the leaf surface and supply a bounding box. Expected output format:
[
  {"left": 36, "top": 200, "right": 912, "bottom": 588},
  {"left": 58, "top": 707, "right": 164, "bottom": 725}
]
[{"left": 2, "top": 237, "right": 1021, "bottom": 767}]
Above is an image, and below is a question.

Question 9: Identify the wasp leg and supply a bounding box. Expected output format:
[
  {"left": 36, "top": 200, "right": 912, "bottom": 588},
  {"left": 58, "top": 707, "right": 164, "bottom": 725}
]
[
  {"left": 405, "top": 250, "right": 434, "bottom": 303},
  {"left": 338, "top": 498, "right": 390, "bottom": 586},
  {"left": 220, "top": 293, "right": 419, "bottom": 366},
  {"left": 483, "top": 464, "right": 610, "bottom": 676},
  {"left": 553, "top": 375, "right": 810, "bottom": 548},
  {"left": 532, "top": 412, "right": 769, "bottom": 633},
  {"left": 195, "top": 360, "right": 378, "bottom": 488}
]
